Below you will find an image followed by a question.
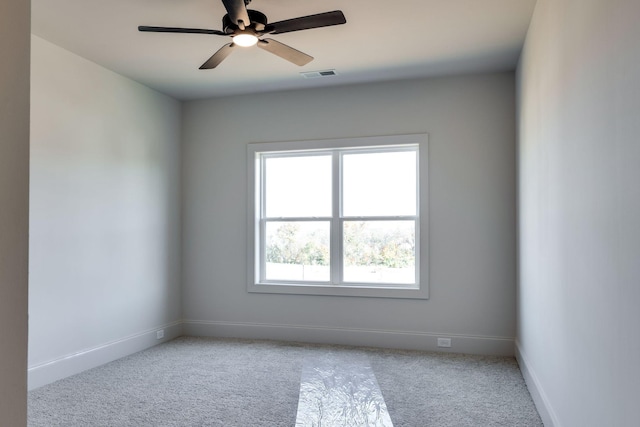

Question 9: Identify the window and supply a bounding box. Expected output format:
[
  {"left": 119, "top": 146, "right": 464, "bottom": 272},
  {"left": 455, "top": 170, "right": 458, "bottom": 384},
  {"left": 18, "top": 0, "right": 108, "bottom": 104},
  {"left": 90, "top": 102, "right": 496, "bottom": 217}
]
[{"left": 248, "top": 134, "right": 428, "bottom": 299}]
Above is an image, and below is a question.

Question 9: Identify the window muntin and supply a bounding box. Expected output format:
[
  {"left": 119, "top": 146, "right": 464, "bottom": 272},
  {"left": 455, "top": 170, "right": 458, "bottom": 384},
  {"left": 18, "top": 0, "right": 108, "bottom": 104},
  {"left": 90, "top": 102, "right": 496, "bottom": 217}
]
[{"left": 248, "top": 134, "right": 428, "bottom": 299}]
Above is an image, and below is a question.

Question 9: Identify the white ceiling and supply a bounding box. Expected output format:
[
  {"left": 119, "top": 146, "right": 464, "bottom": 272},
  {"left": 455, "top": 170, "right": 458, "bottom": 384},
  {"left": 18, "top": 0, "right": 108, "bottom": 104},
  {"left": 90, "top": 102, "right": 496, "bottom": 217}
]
[{"left": 31, "top": 0, "right": 537, "bottom": 101}]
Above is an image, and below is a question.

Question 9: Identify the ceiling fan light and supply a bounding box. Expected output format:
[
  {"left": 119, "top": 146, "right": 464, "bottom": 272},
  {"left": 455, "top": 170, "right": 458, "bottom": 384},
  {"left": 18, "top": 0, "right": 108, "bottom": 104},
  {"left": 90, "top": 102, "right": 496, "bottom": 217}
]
[{"left": 233, "top": 33, "right": 258, "bottom": 47}]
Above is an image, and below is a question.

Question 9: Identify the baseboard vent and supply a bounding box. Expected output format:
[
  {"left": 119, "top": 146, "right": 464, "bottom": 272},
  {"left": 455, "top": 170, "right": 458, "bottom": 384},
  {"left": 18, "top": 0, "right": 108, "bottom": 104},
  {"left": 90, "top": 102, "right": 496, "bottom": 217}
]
[{"left": 300, "top": 69, "right": 338, "bottom": 79}]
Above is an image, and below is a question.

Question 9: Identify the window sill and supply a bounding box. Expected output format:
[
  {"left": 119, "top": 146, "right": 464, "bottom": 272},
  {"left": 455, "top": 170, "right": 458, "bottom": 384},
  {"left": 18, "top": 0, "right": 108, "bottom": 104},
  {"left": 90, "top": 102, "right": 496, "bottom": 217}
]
[{"left": 247, "top": 282, "right": 429, "bottom": 299}]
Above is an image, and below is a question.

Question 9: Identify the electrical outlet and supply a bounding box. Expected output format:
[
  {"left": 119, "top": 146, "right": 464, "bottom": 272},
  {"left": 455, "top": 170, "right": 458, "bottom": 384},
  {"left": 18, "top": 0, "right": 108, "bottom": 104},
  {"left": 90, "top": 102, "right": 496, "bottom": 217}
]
[
  {"left": 156, "top": 329, "right": 164, "bottom": 340},
  {"left": 437, "top": 337, "right": 452, "bottom": 348}
]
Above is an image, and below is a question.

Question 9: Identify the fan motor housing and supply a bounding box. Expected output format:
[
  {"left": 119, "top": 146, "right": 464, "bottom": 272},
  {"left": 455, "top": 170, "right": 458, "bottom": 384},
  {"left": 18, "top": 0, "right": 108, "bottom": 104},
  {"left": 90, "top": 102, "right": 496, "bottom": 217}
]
[{"left": 223, "top": 9, "right": 267, "bottom": 32}]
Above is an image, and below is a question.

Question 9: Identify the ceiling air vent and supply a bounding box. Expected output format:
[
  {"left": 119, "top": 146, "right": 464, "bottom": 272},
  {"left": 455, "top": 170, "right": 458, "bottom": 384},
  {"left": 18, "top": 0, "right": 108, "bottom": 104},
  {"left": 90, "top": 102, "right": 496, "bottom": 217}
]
[{"left": 300, "top": 69, "right": 338, "bottom": 79}]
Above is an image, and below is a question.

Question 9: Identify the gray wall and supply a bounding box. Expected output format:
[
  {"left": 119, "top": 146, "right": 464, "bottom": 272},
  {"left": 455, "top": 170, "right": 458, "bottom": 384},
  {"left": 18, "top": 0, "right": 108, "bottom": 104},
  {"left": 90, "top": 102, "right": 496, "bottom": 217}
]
[
  {"left": 0, "top": 0, "right": 30, "bottom": 423},
  {"left": 182, "top": 72, "right": 517, "bottom": 354},
  {"left": 28, "top": 37, "right": 182, "bottom": 381},
  {"left": 516, "top": 0, "right": 640, "bottom": 425}
]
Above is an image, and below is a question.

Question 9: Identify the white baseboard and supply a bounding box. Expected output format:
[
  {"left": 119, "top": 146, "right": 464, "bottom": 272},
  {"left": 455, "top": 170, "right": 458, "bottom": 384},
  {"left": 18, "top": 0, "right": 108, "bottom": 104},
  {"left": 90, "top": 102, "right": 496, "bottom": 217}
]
[
  {"left": 183, "top": 320, "right": 515, "bottom": 356},
  {"left": 28, "top": 320, "right": 515, "bottom": 390},
  {"left": 28, "top": 321, "right": 183, "bottom": 390},
  {"left": 515, "top": 341, "right": 560, "bottom": 427}
]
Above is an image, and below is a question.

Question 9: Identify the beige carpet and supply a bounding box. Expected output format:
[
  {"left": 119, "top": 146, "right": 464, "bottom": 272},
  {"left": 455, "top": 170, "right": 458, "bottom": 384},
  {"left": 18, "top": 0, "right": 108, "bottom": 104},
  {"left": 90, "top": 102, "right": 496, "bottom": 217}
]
[{"left": 28, "top": 336, "right": 543, "bottom": 426}]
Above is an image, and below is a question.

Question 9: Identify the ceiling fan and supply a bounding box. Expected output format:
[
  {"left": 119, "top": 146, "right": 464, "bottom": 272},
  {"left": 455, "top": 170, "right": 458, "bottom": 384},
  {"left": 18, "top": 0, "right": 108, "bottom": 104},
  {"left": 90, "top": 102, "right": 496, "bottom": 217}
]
[{"left": 138, "top": 0, "right": 346, "bottom": 69}]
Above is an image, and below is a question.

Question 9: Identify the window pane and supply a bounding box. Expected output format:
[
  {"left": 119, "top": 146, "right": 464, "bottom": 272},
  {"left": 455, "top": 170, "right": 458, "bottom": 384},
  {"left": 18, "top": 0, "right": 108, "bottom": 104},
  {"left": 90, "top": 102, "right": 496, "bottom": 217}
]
[
  {"left": 343, "top": 220, "right": 415, "bottom": 284},
  {"left": 265, "top": 155, "right": 331, "bottom": 217},
  {"left": 265, "top": 221, "right": 330, "bottom": 282},
  {"left": 342, "top": 150, "right": 416, "bottom": 216}
]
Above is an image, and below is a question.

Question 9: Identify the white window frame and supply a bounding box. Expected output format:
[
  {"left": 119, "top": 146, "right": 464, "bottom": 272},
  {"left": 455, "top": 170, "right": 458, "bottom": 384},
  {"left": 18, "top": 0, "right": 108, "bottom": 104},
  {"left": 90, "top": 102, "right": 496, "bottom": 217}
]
[{"left": 247, "top": 134, "right": 429, "bottom": 299}]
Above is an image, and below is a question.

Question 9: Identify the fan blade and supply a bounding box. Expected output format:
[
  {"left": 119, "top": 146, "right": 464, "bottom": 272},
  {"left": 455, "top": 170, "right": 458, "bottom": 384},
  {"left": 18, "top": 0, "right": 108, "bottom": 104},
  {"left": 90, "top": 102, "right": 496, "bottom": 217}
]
[
  {"left": 257, "top": 39, "right": 313, "bottom": 66},
  {"left": 266, "top": 11, "right": 346, "bottom": 35},
  {"left": 199, "top": 43, "right": 235, "bottom": 69},
  {"left": 138, "top": 26, "right": 227, "bottom": 36},
  {"left": 221, "top": 0, "right": 251, "bottom": 29}
]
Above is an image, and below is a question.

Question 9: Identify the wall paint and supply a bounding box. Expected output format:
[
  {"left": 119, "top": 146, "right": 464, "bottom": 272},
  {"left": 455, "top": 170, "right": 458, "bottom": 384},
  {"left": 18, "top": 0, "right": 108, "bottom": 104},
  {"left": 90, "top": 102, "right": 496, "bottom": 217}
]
[
  {"left": 29, "top": 37, "right": 182, "bottom": 377},
  {"left": 0, "top": 0, "right": 30, "bottom": 423},
  {"left": 517, "top": 0, "right": 640, "bottom": 425},
  {"left": 182, "top": 73, "right": 517, "bottom": 354}
]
